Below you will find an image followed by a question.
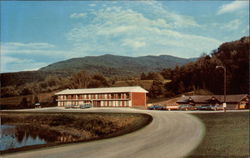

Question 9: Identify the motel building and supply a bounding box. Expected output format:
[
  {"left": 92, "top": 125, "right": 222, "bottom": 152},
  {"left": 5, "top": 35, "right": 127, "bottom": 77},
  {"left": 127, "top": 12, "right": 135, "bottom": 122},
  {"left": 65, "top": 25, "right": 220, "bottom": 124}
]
[{"left": 55, "top": 86, "right": 148, "bottom": 108}]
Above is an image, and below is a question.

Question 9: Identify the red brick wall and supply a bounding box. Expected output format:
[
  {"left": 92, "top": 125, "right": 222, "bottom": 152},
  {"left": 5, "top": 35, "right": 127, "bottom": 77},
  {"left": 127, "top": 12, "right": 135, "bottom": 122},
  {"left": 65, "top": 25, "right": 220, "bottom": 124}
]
[{"left": 131, "top": 92, "right": 146, "bottom": 106}]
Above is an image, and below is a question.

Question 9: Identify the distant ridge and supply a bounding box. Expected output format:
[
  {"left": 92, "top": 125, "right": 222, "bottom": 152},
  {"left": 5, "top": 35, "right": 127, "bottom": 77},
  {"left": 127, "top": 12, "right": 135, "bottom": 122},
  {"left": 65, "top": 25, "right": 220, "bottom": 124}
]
[
  {"left": 39, "top": 54, "right": 195, "bottom": 76},
  {"left": 1, "top": 54, "right": 195, "bottom": 87}
]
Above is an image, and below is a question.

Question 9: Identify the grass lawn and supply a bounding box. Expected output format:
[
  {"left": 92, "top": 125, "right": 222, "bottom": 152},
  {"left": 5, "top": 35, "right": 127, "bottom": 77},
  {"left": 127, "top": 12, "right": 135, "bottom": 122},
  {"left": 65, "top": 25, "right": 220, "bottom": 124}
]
[{"left": 189, "top": 112, "right": 249, "bottom": 158}]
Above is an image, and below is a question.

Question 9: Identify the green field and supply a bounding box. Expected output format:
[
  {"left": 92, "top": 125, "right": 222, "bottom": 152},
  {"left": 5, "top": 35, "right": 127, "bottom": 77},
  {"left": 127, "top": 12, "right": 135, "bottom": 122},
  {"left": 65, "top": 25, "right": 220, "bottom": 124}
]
[{"left": 189, "top": 112, "right": 249, "bottom": 158}]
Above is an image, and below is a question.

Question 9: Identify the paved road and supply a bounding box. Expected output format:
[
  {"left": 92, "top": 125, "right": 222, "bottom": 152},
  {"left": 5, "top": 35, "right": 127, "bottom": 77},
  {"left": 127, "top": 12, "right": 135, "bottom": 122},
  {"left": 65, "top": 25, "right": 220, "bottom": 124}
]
[{"left": 3, "top": 108, "right": 204, "bottom": 158}]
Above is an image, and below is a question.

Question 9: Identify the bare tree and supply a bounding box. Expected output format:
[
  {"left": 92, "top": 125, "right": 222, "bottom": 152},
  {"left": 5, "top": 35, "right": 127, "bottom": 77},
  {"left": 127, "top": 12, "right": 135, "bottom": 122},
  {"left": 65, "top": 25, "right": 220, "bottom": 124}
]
[{"left": 70, "top": 71, "right": 91, "bottom": 88}]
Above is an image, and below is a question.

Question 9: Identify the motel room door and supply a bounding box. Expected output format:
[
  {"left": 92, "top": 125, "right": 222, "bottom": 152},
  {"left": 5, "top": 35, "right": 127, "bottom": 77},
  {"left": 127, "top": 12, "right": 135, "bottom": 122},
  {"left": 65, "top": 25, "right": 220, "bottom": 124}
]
[{"left": 93, "top": 101, "right": 101, "bottom": 107}]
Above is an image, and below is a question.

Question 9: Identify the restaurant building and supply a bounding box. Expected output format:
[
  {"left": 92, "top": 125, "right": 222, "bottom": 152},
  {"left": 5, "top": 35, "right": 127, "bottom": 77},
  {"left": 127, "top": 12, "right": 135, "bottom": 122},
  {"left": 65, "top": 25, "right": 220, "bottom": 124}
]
[
  {"left": 55, "top": 86, "right": 148, "bottom": 107},
  {"left": 176, "top": 94, "right": 249, "bottom": 109}
]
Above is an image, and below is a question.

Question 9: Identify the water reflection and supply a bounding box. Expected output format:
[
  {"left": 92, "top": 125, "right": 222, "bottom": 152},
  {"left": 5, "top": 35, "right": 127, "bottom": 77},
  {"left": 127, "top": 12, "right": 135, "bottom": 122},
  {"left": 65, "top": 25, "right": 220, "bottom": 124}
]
[{"left": 0, "top": 124, "right": 80, "bottom": 151}]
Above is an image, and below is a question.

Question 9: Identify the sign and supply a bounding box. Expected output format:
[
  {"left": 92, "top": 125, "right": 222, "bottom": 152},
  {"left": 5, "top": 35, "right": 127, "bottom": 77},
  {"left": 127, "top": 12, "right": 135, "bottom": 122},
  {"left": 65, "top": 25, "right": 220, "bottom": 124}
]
[{"left": 223, "top": 103, "right": 227, "bottom": 108}]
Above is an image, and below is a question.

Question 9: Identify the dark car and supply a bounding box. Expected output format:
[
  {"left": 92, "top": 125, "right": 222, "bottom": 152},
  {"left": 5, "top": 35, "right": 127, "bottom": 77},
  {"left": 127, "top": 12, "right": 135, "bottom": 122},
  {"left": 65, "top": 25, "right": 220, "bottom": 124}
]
[
  {"left": 178, "top": 105, "right": 196, "bottom": 111},
  {"left": 196, "top": 105, "right": 213, "bottom": 111},
  {"left": 80, "top": 104, "right": 92, "bottom": 109},
  {"left": 148, "top": 105, "right": 166, "bottom": 110}
]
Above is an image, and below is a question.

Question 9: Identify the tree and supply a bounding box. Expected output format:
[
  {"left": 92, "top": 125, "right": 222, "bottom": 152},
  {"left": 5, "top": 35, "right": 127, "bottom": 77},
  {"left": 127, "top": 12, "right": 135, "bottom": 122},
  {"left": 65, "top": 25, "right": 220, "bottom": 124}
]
[
  {"left": 34, "top": 95, "right": 39, "bottom": 104},
  {"left": 20, "top": 87, "right": 33, "bottom": 95},
  {"left": 149, "top": 80, "right": 165, "bottom": 98},
  {"left": 70, "top": 71, "right": 91, "bottom": 88},
  {"left": 145, "top": 72, "right": 164, "bottom": 81},
  {"left": 45, "top": 75, "right": 60, "bottom": 87},
  {"left": 140, "top": 72, "right": 147, "bottom": 80},
  {"left": 19, "top": 97, "right": 29, "bottom": 108},
  {"left": 0, "top": 86, "right": 19, "bottom": 97},
  {"left": 178, "top": 81, "right": 185, "bottom": 94}
]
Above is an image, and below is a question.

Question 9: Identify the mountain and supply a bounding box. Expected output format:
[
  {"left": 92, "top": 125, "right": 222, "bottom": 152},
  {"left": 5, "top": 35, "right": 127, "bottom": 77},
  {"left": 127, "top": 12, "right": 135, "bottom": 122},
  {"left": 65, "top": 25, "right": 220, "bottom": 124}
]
[
  {"left": 39, "top": 54, "right": 195, "bottom": 76},
  {"left": 1, "top": 54, "right": 194, "bottom": 88}
]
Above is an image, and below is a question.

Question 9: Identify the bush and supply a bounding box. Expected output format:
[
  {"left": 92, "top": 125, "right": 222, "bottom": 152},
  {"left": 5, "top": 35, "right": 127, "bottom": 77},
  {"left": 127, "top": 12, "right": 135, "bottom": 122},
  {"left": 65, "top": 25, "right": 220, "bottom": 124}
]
[
  {"left": 0, "top": 86, "right": 19, "bottom": 97},
  {"left": 19, "top": 97, "right": 31, "bottom": 108}
]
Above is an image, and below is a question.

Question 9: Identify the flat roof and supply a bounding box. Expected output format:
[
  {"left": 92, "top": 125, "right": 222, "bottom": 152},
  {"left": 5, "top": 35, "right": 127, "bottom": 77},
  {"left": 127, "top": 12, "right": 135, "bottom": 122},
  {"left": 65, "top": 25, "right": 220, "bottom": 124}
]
[{"left": 55, "top": 86, "right": 148, "bottom": 95}]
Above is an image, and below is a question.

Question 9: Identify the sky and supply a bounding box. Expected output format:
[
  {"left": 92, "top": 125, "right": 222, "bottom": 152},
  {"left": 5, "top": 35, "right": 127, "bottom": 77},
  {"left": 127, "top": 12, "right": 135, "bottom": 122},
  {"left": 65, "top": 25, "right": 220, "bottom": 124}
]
[{"left": 0, "top": 0, "right": 249, "bottom": 72}]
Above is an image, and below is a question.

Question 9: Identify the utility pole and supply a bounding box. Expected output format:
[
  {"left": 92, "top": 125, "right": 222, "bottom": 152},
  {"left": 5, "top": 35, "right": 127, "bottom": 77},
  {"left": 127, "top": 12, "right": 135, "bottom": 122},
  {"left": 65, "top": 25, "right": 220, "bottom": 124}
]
[{"left": 216, "top": 66, "right": 227, "bottom": 112}]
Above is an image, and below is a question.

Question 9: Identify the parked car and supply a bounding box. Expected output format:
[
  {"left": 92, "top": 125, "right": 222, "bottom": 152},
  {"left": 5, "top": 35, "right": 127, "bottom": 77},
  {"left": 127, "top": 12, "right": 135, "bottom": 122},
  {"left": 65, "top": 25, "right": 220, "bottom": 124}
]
[
  {"left": 72, "top": 105, "right": 80, "bottom": 109},
  {"left": 196, "top": 105, "right": 213, "bottom": 111},
  {"left": 213, "top": 105, "right": 223, "bottom": 110},
  {"left": 65, "top": 104, "right": 72, "bottom": 109},
  {"left": 34, "top": 103, "right": 40, "bottom": 106},
  {"left": 178, "top": 105, "right": 196, "bottom": 111},
  {"left": 166, "top": 105, "right": 179, "bottom": 111},
  {"left": 148, "top": 105, "right": 166, "bottom": 110},
  {"left": 80, "top": 104, "right": 92, "bottom": 109}
]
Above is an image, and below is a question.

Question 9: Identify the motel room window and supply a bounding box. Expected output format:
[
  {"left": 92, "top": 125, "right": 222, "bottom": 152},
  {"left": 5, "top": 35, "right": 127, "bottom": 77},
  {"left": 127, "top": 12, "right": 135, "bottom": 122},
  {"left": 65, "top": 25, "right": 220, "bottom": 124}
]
[
  {"left": 126, "top": 101, "right": 129, "bottom": 106},
  {"left": 125, "top": 93, "right": 129, "bottom": 99}
]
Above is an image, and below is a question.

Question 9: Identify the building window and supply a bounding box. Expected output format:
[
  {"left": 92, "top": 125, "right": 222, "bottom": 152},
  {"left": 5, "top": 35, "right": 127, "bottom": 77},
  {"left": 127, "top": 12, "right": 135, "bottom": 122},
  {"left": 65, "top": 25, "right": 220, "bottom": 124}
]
[{"left": 125, "top": 93, "right": 129, "bottom": 99}]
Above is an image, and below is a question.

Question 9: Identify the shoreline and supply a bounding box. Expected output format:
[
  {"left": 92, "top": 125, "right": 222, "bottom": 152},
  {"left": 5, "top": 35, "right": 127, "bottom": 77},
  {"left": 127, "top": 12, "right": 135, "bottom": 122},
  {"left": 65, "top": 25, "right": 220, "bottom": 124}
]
[{"left": 1, "top": 112, "right": 153, "bottom": 155}]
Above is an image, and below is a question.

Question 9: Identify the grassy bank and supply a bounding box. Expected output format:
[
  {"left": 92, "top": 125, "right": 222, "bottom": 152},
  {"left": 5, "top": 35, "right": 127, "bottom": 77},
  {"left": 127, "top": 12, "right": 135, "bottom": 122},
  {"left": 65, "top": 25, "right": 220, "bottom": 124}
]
[
  {"left": 189, "top": 112, "right": 249, "bottom": 158},
  {"left": 1, "top": 112, "right": 152, "bottom": 154}
]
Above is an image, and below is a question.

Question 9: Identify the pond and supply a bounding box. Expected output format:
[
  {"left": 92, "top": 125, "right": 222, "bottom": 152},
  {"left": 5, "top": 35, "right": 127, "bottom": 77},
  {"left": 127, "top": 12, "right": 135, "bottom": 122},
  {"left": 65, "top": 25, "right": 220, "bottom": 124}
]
[{"left": 0, "top": 124, "right": 80, "bottom": 151}]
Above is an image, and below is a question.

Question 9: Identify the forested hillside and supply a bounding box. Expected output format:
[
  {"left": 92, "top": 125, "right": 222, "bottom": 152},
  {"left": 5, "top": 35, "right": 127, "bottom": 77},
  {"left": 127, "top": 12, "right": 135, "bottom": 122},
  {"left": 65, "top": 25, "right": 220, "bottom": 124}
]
[
  {"left": 40, "top": 54, "right": 194, "bottom": 74},
  {"left": 161, "top": 36, "right": 249, "bottom": 95}
]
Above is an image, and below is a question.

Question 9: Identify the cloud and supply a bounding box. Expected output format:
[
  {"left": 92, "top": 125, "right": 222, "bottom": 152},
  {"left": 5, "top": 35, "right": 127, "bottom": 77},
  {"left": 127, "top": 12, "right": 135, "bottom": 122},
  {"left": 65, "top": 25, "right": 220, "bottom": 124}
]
[
  {"left": 122, "top": 39, "right": 146, "bottom": 49},
  {"left": 242, "top": 24, "right": 250, "bottom": 34},
  {"left": 2, "top": 42, "right": 55, "bottom": 49},
  {"left": 206, "top": 19, "right": 243, "bottom": 32},
  {"left": 0, "top": 42, "right": 71, "bottom": 72},
  {"left": 223, "top": 19, "right": 241, "bottom": 30},
  {"left": 2, "top": 1, "right": 231, "bottom": 72},
  {"left": 1, "top": 42, "right": 66, "bottom": 56},
  {"left": 70, "top": 13, "right": 86, "bottom": 19},
  {"left": 0, "top": 56, "right": 47, "bottom": 72},
  {"left": 89, "top": 4, "right": 96, "bottom": 7},
  {"left": 130, "top": 1, "right": 201, "bottom": 28},
  {"left": 67, "top": 6, "right": 221, "bottom": 58},
  {"left": 217, "top": 1, "right": 249, "bottom": 15}
]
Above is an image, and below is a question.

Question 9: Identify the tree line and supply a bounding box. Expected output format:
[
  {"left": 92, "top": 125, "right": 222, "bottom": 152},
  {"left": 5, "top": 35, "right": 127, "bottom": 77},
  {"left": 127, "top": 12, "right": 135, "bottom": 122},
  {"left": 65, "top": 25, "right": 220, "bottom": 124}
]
[
  {"left": 0, "top": 71, "right": 110, "bottom": 98},
  {"left": 145, "top": 36, "right": 249, "bottom": 98}
]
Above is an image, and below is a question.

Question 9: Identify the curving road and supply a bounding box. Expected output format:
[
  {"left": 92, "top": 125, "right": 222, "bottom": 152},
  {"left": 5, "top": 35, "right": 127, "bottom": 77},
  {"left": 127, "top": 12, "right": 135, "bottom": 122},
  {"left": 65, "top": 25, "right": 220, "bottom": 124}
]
[{"left": 3, "top": 108, "right": 205, "bottom": 158}]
